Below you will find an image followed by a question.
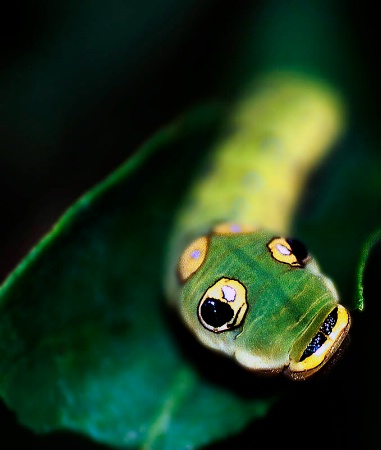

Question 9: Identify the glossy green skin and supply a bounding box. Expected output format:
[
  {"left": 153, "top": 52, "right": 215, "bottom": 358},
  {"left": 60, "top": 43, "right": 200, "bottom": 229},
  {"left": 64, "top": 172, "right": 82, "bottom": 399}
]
[{"left": 179, "top": 230, "right": 337, "bottom": 372}]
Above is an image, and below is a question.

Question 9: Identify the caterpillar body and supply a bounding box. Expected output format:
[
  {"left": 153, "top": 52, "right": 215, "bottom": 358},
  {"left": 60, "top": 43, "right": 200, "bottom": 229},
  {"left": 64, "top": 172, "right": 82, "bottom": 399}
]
[{"left": 165, "top": 74, "right": 351, "bottom": 380}]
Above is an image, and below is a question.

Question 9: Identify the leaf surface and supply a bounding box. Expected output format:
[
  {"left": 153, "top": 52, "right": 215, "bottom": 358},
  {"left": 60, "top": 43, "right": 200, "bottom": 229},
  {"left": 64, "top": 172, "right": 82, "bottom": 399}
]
[{"left": 0, "top": 105, "right": 273, "bottom": 449}]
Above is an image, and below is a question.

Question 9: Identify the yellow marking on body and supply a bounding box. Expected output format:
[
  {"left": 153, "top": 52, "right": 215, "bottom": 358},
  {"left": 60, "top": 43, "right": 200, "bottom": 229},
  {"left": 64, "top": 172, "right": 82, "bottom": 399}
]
[
  {"left": 178, "top": 236, "right": 209, "bottom": 282},
  {"left": 198, "top": 278, "right": 248, "bottom": 333},
  {"left": 288, "top": 305, "right": 351, "bottom": 379},
  {"left": 267, "top": 237, "right": 301, "bottom": 267},
  {"left": 212, "top": 222, "right": 259, "bottom": 235}
]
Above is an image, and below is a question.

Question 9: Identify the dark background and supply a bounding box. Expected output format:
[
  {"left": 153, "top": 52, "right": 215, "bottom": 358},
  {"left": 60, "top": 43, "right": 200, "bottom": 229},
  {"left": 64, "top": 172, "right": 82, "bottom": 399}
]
[
  {"left": 0, "top": 0, "right": 254, "bottom": 282},
  {"left": 1, "top": 1, "right": 380, "bottom": 448}
]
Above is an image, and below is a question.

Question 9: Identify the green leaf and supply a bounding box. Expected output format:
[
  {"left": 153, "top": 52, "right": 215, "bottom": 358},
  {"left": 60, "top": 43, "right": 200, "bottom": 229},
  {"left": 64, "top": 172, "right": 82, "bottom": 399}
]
[
  {"left": 0, "top": 105, "right": 273, "bottom": 449},
  {"left": 357, "top": 229, "right": 381, "bottom": 312}
]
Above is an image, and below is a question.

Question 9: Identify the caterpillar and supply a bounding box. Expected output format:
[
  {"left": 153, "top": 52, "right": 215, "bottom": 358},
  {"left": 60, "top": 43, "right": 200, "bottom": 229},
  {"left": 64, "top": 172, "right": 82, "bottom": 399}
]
[{"left": 165, "top": 73, "right": 351, "bottom": 380}]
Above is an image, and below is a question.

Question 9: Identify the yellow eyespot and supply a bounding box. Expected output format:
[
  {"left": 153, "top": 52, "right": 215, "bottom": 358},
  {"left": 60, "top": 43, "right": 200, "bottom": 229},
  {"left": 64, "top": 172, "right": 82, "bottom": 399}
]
[
  {"left": 213, "top": 222, "right": 258, "bottom": 235},
  {"left": 287, "top": 304, "right": 351, "bottom": 380},
  {"left": 198, "top": 278, "right": 248, "bottom": 333},
  {"left": 178, "top": 236, "right": 209, "bottom": 283},
  {"left": 267, "top": 237, "right": 309, "bottom": 267}
]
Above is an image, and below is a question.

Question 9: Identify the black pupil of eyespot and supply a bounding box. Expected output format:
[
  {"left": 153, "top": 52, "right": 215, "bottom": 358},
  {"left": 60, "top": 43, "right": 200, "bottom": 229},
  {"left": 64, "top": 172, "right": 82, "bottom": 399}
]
[
  {"left": 319, "top": 307, "right": 338, "bottom": 335},
  {"left": 200, "top": 298, "right": 234, "bottom": 328},
  {"left": 286, "top": 238, "right": 308, "bottom": 263},
  {"left": 299, "top": 308, "right": 339, "bottom": 362},
  {"left": 300, "top": 332, "right": 327, "bottom": 361}
]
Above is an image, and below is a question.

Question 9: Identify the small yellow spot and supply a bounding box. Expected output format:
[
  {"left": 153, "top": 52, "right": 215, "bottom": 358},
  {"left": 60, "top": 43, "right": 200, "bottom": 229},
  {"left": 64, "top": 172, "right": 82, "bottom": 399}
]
[
  {"left": 213, "top": 222, "right": 258, "bottom": 235},
  {"left": 287, "top": 304, "right": 351, "bottom": 380},
  {"left": 178, "top": 236, "right": 209, "bottom": 282},
  {"left": 267, "top": 237, "right": 301, "bottom": 267}
]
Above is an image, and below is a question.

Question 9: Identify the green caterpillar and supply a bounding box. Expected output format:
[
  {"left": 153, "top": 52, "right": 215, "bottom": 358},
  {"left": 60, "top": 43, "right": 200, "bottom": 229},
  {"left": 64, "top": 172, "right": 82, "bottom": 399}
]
[{"left": 165, "top": 73, "right": 350, "bottom": 380}]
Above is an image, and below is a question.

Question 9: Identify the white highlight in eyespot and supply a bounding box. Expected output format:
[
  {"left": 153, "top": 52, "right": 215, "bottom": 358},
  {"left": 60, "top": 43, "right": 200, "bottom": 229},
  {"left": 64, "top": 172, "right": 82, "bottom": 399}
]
[
  {"left": 222, "top": 285, "right": 236, "bottom": 302},
  {"left": 230, "top": 224, "right": 241, "bottom": 233},
  {"left": 276, "top": 243, "right": 291, "bottom": 255},
  {"left": 191, "top": 250, "right": 201, "bottom": 259}
]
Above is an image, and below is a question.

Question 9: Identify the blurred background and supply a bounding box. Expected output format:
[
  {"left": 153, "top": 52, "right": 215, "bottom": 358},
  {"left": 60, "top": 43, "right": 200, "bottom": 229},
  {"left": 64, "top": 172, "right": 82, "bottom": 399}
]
[
  {"left": 2, "top": 0, "right": 379, "bottom": 283},
  {"left": 1, "top": 0, "right": 380, "bottom": 448},
  {"left": 0, "top": 0, "right": 255, "bottom": 282}
]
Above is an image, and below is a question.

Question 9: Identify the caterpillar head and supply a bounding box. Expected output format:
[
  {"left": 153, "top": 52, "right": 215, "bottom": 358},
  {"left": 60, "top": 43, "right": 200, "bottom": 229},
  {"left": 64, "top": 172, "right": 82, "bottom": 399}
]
[{"left": 176, "top": 224, "right": 350, "bottom": 380}]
